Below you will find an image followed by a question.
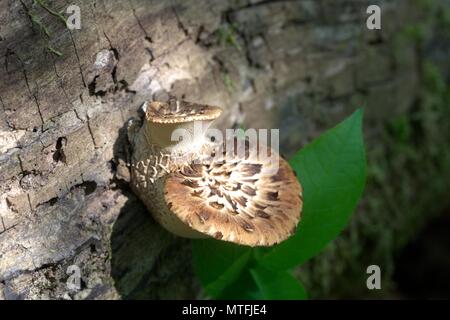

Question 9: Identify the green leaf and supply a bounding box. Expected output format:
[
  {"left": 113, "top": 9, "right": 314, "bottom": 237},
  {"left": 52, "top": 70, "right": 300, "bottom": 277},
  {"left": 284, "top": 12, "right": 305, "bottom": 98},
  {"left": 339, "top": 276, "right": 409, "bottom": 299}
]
[
  {"left": 216, "top": 269, "right": 263, "bottom": 300},
  {"left": 250, "top": 266, "right": 307, "bottom": 300},
  {"left": 192, "top": 239, "right": 252, "bottom": 298},
  {"left": 192, "top": 109, "right": 366, "bottom": 298},
  {"left": 259, "top": 109, "right": 366, "bottom": 270}
]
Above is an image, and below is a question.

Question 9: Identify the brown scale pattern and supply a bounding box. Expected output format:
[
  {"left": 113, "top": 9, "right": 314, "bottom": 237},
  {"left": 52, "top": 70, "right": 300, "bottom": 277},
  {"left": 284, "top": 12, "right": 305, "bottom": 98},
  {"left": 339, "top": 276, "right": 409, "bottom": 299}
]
[
  {"left": 145, "top": 100, "right": 222, "bottom": 123},
  {"left": 164, "top": 145, "right": 303, "bottom": 246}
]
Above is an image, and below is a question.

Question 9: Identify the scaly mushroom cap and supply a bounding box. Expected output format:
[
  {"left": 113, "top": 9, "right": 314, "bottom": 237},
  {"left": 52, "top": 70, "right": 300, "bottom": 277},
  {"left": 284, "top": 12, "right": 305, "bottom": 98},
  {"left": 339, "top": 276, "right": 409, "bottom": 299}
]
[
  {"left": 145, "top": 100, "right": 223, "bottom": 124},
  {"left": 164, "top": 141, "right": 303, "bottom": 246}
]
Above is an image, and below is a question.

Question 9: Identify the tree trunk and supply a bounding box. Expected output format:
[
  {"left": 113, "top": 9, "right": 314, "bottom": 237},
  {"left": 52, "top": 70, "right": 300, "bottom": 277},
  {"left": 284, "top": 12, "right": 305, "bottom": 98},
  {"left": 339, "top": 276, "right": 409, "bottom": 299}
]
[{"left": 0, "top": 0, "right": 448, "bottom": 299}]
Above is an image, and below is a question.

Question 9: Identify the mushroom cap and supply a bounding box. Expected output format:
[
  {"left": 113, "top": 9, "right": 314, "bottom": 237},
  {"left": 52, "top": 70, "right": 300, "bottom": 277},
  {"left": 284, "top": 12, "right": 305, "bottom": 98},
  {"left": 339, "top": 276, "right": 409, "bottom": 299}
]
[
  {"left": 164, "top": 141, "right": 303, "bottom": 246},
  {"left": 145, "top": 100, "right": 223, "bottom": 124}
]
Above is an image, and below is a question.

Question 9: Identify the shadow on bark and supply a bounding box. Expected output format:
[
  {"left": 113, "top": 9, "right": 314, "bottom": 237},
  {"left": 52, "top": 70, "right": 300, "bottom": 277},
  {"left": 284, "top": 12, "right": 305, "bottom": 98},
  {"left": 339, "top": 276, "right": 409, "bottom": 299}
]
[{"left": 109, "top": 121, "right": 198, "bottom": 299}]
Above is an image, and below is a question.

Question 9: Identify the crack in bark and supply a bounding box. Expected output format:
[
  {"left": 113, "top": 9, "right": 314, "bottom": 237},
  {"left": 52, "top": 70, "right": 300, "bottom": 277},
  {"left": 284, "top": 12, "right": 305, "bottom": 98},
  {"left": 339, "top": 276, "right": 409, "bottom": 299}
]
[
  {"left": 153, "top": 37, "right": 190, "bottom": 61},
  {"left": 3, "top": 48, "right": 14, "bottom": 75},
  {"left": 0, "top": 217, "right": 7, "bottom": 236},
  {"left": 26, "top": 193, "right": 34, "bottom": 214},
  {"left": 16, "top": 154, "right": 35, "bottom": 215},
  {"left": 68, "top": 31, "right": 87, "bottom": 88},
  {"left": 128, "top": 0, "right": 153, "bottom": 43},
  {"left": 73, "top": 108, "right": 83, "bottom": 123},
  {"left": 145, "top": 47, "right": 155, "bottom": 62},
  {"left": 102, "top": 31, "right": 114, "bottom": 51},
  {"left": 0, "top": 207, "right": 104, "bottom": 283},
  {"left": 50, "top": 53, "right": 75, "bottom": 110},
  {"left": 127, "top": 1, "right": 155, "bottom": 63},
  {"left": 86, "top": 115, "right": 98, "bottom": 148},
  {"left": 0, "top": 223, "right": 19, "bottom": 237},
  {"left": 229, "top": 0, "right": 298, "bottom": 12},
  {"left": 0, "top": 94, "right": 15, "bottom": 130},
  {"left": 17, "top": 153, "right": 25, "bottom": 174},
  {"left": 5, "top": 49, "right": 45, "bottom": 127},
  {"left": 172, "top": 6, "right": 189, "bottom": 37},
  {"left": 87, "top": 75, "right": 105, "bottom": 97}
]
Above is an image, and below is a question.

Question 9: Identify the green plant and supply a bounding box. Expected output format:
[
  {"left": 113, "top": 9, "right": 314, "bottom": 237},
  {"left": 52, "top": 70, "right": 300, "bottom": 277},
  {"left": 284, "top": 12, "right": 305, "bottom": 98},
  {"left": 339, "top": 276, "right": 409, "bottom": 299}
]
[
  {"left": 221, "top": 71, "right": 235, "bottom": 94},
  {"left": 216, "top": 24, "right": 242, "bottom": 51},
  {"left": 192, "top": 109, "right": 366, "bottom": 299},
  {"left": 20, "top": 0, "right": 67, "bottom": 56}
]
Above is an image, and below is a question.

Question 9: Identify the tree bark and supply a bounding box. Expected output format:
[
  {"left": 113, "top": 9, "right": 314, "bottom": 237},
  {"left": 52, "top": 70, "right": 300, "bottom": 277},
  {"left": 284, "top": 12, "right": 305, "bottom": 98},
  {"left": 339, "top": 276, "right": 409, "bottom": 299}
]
[{"left": 0, "top": 0, "right": 447, "bottom": 299}]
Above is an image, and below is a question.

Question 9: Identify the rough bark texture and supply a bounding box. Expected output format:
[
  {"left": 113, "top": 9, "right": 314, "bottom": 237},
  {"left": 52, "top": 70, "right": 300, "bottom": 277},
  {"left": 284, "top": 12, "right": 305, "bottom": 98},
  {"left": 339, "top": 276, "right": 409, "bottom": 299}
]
[{"left": 0, "top": 0, "right": 449, "bottom": 299}]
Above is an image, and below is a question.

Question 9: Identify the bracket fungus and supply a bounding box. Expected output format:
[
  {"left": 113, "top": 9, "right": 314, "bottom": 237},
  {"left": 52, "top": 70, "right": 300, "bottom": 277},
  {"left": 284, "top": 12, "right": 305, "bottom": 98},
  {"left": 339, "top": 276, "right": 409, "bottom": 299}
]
[{"left": 128, "top": 100, "right": 303, "bottom": 247}]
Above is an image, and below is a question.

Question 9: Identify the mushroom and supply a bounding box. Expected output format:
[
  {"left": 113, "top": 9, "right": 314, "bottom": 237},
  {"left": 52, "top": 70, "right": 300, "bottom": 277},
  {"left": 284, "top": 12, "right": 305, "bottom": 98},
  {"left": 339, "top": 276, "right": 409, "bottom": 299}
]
[{"left": 128, "top": 99, "right": 303, "bottom": 247}]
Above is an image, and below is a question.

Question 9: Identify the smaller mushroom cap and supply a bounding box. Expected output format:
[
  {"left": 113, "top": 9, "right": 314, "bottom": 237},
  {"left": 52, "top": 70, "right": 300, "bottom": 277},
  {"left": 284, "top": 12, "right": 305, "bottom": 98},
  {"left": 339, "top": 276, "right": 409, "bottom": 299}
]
[
  {"left": 145, "top": 100, "right": 223, "bottom": 124},
  {"left": 164, "top": 142, "right": 303, "bottom": 246}
]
